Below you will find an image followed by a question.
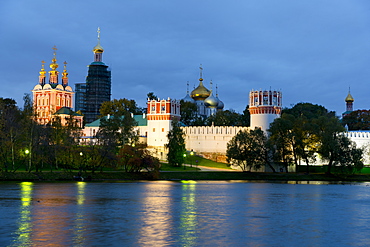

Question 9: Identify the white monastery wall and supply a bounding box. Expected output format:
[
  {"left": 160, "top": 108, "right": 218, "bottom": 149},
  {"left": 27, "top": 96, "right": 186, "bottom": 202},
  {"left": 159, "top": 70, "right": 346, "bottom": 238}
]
[
  {"left": 343, "top": 131, "right": 370, "bottom": 164},
  {"left": 182, "top": 125, "right": 249, "bottom": 154}
]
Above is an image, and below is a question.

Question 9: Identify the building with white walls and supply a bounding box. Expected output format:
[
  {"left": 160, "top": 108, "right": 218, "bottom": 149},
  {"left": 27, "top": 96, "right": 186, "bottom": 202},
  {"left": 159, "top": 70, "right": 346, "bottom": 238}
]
[{"left": 249, "top": 89, "right": 282, "bottom": 132}]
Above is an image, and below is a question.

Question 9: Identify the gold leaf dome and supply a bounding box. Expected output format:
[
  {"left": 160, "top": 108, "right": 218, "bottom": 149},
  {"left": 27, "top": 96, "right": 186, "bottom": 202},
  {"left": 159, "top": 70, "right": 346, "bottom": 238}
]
[
  {"left": 191, "top": 79, "right": 211, "bottom": 101},
  {"left": 345, "top": 92, "right": 354, "bottom": 102}
]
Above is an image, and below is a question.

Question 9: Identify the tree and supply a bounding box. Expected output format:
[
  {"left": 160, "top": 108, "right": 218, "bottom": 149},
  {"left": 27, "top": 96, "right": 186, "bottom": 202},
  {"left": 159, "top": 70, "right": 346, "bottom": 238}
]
[
  {"left": 97, "top": 98, "right": 139, "bottom": 148},
  {"left": 100, "top": 98, "right": 142, "bottom": 116},
  {"left": 147, "top": 92, "right": 158, "bottom": 100},
  {"left": 268, "top": 116, "right": 296, "bottom": 172},
  {"left": 334, "top": 136, "right": 363, "bottom": 173},
  {"left": 269, "top": 102, "right": 360, "bottom": 174},
  {"left": 0, "top": 98, "right": 22, "bottom": 172},
  {"left": 226, "top": 128, "right": 270, "bottom": 171},
  {"left": 117, "top": 144, "right": 160, "bottom": 172},
  {"left": 180, "top": 100, "right": 198, "bottom": 126},
  {"left": 205, "top": 110, "right": 246, "bottom": 126},
  {"left": 165, "top": 121, "right": 186, "bottom": 167},
  {"left": 342, "top": 110, "right": 370, "bottom": 130}
]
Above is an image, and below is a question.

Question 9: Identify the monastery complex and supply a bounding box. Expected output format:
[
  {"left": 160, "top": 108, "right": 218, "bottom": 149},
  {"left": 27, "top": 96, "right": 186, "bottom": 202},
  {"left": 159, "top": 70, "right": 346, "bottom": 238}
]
[{"left": 30, "top": 29, "right": 370, "bottom": 170}]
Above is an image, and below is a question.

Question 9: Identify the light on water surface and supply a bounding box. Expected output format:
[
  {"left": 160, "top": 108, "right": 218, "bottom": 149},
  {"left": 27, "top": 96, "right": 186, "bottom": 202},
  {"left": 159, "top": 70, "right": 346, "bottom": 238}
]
[{"left": 2, "top": 181, "right": 370, "bottom": 246}]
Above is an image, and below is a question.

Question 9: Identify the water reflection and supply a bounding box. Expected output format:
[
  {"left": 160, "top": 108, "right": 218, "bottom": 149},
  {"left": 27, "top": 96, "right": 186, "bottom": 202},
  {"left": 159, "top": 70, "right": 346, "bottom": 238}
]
[
  {"left": 179, "top": 181, "right": 197, "bottom": 246},
  {"left": 11, "top": 182, "right": 33, "bottom": 247},
  {"left": 137, "top": 181, "right": 173, "bottom": 246},
  {"left": 73, "top": 182, "right": 86, "bottom": 246},
  {"left": 3, "top": 181, "right": 370, "bottom": 246}
]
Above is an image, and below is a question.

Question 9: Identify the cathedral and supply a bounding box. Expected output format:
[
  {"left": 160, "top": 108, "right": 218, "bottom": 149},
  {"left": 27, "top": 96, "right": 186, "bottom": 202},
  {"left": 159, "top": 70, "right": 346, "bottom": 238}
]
[
  {"left": 32, "top": 46, "right": 83, "bottom": 127},
  {"left": 182, "top": 66, "right": 224, "bottom": 117}
]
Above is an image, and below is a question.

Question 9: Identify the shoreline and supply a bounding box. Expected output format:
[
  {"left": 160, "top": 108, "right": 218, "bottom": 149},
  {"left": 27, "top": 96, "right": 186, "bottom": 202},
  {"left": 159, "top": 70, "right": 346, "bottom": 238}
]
[{"left": 2, "top": 171, "right": 370, "bottom": 182}]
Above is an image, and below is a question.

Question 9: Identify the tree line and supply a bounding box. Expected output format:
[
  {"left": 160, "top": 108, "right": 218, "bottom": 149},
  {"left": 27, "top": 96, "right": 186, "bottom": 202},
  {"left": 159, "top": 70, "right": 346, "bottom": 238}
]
[
  {"left": 0, "top": 95, "right": 159, "bottom": 174},
  {"left": 226, "top": 103, "right": 364, "bottom": 174}
]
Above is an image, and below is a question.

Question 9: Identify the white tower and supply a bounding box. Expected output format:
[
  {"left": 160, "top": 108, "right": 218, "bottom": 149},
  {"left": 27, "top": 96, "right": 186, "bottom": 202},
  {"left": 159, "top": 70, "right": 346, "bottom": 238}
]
[
  {"left": 147, "top": 98, "right": 181, "bottom": 160},
  {"left": 249, "top": 90, "right": 282, "bottom": 132}
]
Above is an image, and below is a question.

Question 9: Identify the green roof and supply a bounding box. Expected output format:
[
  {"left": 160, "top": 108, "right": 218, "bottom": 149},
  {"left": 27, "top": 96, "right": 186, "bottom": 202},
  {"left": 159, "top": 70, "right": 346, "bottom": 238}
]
[
  {"left": 54, "top": 107, "right": 83, "bottom": 116},
  {"left": 85, "top": 114, "right": 147, "bottom": 127}
]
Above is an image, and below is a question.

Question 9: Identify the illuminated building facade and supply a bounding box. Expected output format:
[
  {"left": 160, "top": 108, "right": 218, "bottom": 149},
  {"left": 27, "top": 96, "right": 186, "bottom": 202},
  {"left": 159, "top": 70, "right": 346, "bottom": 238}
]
[{"left": 32, "top": 46, "right": 82, "bottom": 127}]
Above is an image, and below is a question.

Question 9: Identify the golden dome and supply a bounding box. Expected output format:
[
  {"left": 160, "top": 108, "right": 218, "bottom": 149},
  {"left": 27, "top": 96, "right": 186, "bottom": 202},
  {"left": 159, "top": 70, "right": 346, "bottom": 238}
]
[
  {"left": 39, "top": 61, "right": 46, "bottom": 76},
  {"left": 93, "top": 43, "right": 104, "bottom": 53},
  {"left": 93, "top": 27, "right": 104, "bottom": 53},
  {"left": 345, "top": 92, "right": 354, "bottom": 102},
  {"left": 191, "top": 79, "right": 210, "bottom": 101}
]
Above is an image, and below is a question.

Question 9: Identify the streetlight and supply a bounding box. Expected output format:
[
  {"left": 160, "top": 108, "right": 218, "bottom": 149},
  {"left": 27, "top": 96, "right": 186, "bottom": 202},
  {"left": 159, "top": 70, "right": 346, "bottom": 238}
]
[
  {"left": 183, "top": 153, "right": 187, "bottom": 170},
  {"left": 25, "top": 149, "right": 30, "bottom": 171},
  {"left": 190, "top": 150, "right": 194, "bottom": 168}
]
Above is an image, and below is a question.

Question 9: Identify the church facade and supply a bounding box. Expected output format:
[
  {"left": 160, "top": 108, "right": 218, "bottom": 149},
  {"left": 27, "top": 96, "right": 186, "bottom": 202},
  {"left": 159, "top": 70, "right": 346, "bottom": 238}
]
[{"left": 32, "top": 46, "right": 83, "bottom": 127}]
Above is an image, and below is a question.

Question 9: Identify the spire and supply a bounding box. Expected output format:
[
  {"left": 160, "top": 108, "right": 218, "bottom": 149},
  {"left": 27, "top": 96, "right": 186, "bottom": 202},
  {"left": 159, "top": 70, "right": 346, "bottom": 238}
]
[
  {"left": 187, "top": 81, "right": 189, "bottom": 94},
  {"left": 93, "top": 27, "right": 104, "bottom": 62},
  {"left": 39, "top": 60, "right": 46, "bottom": 85},
  {"left": 62, "top": 61, "right": 68, "bottom": 87},
  {"left": 199, "top": 64, "right": 203, "bottom": 82},
  {"left": 49, "top": 46, "right": 59, "bottom": 85},
  {"left": 345, "top": 87, "right": 354, "bottom": 112}
]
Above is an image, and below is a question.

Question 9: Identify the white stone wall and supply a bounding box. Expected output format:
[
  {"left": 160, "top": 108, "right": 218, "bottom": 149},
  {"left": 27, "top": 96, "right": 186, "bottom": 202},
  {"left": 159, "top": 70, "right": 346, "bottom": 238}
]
[
  {"left": 182, "top": 125, "right": 249, "bottom": 154},
  {"left": 343, "top": 131, "right": 370, "bottom": 164}
]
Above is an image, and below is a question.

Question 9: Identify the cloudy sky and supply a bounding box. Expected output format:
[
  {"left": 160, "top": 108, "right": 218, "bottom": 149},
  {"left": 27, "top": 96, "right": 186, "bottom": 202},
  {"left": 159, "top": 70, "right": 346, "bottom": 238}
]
[{"left": 1, "top": 0, "right": 370, "bottom": 115}]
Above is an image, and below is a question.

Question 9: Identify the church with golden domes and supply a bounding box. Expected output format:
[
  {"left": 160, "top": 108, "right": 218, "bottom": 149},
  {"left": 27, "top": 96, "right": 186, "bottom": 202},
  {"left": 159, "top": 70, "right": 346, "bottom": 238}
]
[
  {"left": 32, "top": 46, "right": 83, "bottom": 127},
  {"left": 182, "top": 65, "right": 224, "bottom": 117}
]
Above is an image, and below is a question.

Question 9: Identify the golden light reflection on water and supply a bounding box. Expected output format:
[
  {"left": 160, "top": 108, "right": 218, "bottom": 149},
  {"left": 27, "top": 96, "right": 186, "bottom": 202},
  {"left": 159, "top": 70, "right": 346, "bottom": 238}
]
[
  {"left": 137, "top": 182, "right": 173, "bottom": 246},
  {"left": 12, "top": 182, "right": 34, "bottom": 246},
  {"left": 179, "top": 182, "right": 197, "bottom": 246},
  {"left": 73, "top": 182, "right": 86, "bottom": 246}
]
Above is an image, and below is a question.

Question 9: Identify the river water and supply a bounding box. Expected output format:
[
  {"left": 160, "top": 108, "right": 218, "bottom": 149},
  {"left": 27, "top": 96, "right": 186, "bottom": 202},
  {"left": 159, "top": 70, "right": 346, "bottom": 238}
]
[{"left": 1, "top": 180, "right": 370, "bottom": 247}]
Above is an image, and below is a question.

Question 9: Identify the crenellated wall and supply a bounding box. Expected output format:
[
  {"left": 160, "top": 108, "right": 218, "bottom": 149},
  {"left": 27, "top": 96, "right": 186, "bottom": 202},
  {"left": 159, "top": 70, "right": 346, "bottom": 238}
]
[{"left": 182, "top": 125, "right": 249, "bottom": 154}]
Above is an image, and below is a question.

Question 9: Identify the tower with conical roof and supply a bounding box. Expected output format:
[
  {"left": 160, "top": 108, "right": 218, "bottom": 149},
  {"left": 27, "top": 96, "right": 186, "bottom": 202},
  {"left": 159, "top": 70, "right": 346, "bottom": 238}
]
[
  {"left": 342, "top": 89, "right": 354, "bottom": 117},
  {"left": 345, "top": 90, "right": 354, "bottom": 112},
  {"left": 32, "top": 46, "right": 82, "bottom": 126},
  {"left": 83, "top": 27, "right": 112, "bottom": 124}
]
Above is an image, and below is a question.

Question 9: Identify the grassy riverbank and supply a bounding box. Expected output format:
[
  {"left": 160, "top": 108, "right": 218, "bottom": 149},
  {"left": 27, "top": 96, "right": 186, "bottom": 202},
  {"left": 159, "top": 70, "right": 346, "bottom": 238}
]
[{"left": 2, "top": 170, "right": 370, "bottom": 182}]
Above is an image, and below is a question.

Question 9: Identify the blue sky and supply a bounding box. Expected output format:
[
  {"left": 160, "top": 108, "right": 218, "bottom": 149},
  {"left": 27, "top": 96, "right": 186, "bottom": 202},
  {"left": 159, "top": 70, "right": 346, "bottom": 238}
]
[{"left": 1, "top": 0, "right": 370, "bottom": 116}]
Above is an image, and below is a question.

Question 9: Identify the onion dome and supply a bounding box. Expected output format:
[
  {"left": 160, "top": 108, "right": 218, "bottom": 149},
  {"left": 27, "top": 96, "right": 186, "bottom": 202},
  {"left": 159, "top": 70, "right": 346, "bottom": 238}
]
[
  {"left": 182, "top": 81, "right": 195, "bottom": 103},
  {"left": 183, "top": 93, "right": 195, "bottom": 103},
  {"left": 93, "top": 27, "right": 104, "bottom": 53},
  {"left": 191, "top": 78, "right": 210, "bottom": 101},
  {"left": 204, "top": 91, "right": 219, "bottom": 108},
  {"left": 216, "top": 98, "right": 224, "bottom": 110},
  {"left": 345, "top": 92, "right": 354, "bottom": 102},
  {"left": 215, "top": 85, "right": 224, "bottom": 110},
  {"left": 93, "top": 43, "right": 104, "bottom": 53}
]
